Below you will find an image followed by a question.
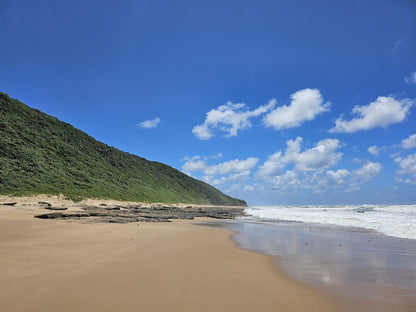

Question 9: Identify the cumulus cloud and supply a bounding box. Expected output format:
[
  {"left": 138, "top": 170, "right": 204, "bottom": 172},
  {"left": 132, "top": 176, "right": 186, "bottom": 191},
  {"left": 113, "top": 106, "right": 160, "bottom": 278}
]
[
  {"left": 284, "top": 137, "right": 342, "bottom": 171},
  {"left": 181, "top": 155, "right": 259, "bottom": 193},
  {"left": 330, "top": 96, "right": 413, "bottom": 133},
  {"left": 211, "top": 171, "right": 252, "bottom": 188},
  {"left": 309, "top": 169, "right": 350, "bottom": 192},
  {"left": 404, "top": 71, "right": 416, "bottom": 84},
  {"left": 192, "top": 88, "right": 331, "bottom": 139},
  {"left": 201, "top": 157, "right": 259, "bottom": 195},
  {"left": 401, "top": 134, "right": 416, "bottom": 149},
  {"left": 256, "top": 137, "right": 343, "bottom": 181},
  {"left": 352, "top": 162, "right": 382, "bottom": 182},
  {"left": 181, "top": 156, "right": 207, "bottom": 174},
  {"left": 263, "top": 88, "right": 330, "bottom": 130},
  {"left": 395, "top": 153, "right": 416, "bottom": 177},
  {"left": 181, "top": 153, "right": 224, "bottom": 175},
  {"left": 256, "top": 152, "right": 285, "bottom": 178},
  {"left": 325, "top": 169, "right": 351, "bottom": 185},
  {"left": 204, "top": 157, "right": 259, "bottom": 177},
  {"left": 268, "top": 170, "right": 302, "bottom": 191},
  {"left": 192, "top": 124, "right": 212, "bottom": 140},
  {"left": 192, "top": 100, "right": 275, "bottom": 140},
  {"left": 317, "top": 162, "right": 381, "bottom": 192},
  {"left": 255, "top": 136, "right": 382, "bottom": 193},
  {"left": 137, "top": 117, "right": 160, "bottom": 129}
]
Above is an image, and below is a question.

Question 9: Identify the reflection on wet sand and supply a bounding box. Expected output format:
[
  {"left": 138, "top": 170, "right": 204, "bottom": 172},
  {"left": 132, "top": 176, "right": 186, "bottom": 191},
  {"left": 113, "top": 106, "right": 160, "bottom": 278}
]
[{"left": 214, "top": 220, "right": 416, "bottom": 312}]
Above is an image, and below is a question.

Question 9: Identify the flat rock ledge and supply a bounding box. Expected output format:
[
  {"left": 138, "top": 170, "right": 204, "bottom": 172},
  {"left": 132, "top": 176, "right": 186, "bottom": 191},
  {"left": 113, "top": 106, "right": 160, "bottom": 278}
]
[{"left": 34, "top": 203, "right": 246, "bottom": 224}]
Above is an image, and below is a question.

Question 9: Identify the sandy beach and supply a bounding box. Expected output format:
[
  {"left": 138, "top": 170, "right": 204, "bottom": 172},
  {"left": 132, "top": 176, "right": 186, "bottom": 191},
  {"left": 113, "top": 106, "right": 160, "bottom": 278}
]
[{"left": 0, "top": 196, "right": 341, "bottom": 312}]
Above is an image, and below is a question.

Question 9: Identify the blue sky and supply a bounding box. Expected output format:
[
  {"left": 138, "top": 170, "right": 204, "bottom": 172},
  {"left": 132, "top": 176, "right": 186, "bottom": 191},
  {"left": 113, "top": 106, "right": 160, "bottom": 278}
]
[{"left": 1, "top": 0, "right": 416, "bottom": 205}]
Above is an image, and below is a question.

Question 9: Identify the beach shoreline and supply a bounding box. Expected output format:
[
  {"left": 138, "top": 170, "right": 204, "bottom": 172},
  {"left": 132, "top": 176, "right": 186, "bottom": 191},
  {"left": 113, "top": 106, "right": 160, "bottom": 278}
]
[
  {"left": 211, "top": 219, "right": 416, "bottom": 312},
  {"left": 0, "top": 196, "right": 341, "bottom": 312}
]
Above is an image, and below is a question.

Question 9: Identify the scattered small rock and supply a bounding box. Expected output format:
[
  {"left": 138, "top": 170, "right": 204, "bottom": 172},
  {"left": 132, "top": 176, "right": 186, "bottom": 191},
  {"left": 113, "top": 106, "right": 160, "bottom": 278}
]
[
  {"left": 38, "top": 201, "right": 52, "bottom": 207},
  {"left": 35, "top": 212, "right": 64, "bottom": 219},
  {"left": 105, "top": 207, "right": 120, "bottom": 210},
  {"left": 44, "top": 206, "right": 68, "bottom": 211},
  {"left": 35, "top": 212, "right": 90, "bottom": 219},
  {"left": 2, "top": 202, "right": 17, "bottom": 206}
]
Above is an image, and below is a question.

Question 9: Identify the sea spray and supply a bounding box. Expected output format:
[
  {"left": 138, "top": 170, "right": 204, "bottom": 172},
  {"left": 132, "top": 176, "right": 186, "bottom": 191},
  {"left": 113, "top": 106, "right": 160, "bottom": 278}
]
[{"left": 244, "top": 205, "right": 416, "bottom": 240}]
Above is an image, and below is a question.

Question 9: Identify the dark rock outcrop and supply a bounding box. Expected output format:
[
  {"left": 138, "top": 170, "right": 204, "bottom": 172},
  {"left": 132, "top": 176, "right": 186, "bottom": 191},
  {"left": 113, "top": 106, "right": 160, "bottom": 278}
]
[
  {"left": 38, "top": 201, "right": 52, "bottom": 207},
  {"left": 34, "top": 203, "right": 246, "bottom": 224}
]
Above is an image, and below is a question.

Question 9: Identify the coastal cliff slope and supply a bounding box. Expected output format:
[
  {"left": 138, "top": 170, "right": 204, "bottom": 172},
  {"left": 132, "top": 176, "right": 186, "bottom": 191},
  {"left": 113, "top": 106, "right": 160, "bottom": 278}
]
[{"left": 0, "top": 92, "right": 246, "bottom": 206}]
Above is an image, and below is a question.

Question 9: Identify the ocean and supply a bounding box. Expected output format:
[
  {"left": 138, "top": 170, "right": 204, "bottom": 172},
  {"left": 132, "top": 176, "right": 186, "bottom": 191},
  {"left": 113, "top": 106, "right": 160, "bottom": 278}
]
[{"left": 245, "top": 204, "right": 416, "bottom": 240}]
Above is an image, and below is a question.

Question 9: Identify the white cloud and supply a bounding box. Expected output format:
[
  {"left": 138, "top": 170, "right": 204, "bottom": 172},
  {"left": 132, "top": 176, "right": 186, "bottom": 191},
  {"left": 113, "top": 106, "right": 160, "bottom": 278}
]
[
  {"left": 284, "top": 137, "right": 343, "bottom": 172},
  {"left": 401, "top": 134, "right": 416, "bottom": 149},
  {"left": 192, "top": 100, "right": 275, "bottom": 140},
  {"left": 325, "top": 169, "right": 351, "bottom": 185},
  {"left": 256, "top": 137, "right": 343, "bottom": 182},
  {"left": 137, "top": 117, "right": 160, "bottom": 129},
  {"left": 182, "top": 156, "right": 207, "bottom": 174},
  {"left": 318, "top": 162, "right": 381, "bottom": 192},
  {"left": 181, "top": 153, "right": 224, "bottom": 174},
  {"left": 192, "top": 88, "right": 331, "bottom": 139},
  {"left": 263, "top": 88, "right": 330, "bottom": 130},
  {"left": 210, "top": 153, "right": 223, "bottom": 159},
  {"left": 368, "top": 145, "right": 380, "bottom": 156},
  {"left": 404, "top": 71, "right": 416, "bottom": 84},
  {"left": 352, "top": 162, "right": 382, "bottom": 182},
  {"left": 182, "top": 155, "right": 259, "bottom": 192},
  {"left": 308, "top": 169, "right": 350, "bottom": 192},
  {"left": 256, "top": 151, "right": 285, "bottom": 178},
  {"left": 256, "top": 136, "right": 381, "bottom": 193},
  {"left": 330, "top": 96, "right": 413, "bottom": 133},
  {"left": 211, "top": 177, "right": 228, "bottom": 187},
  {"left": 243, "top": 184, "right": 256, "bottom": 192},
  {"left": 394, "top": 151, "right": 416, "bottom": 192},
  {"left": 204, "top": 157, "right": 259, "bottom": 177},
  {"left": 192, "top": 124, "right": 212, "bottom": 140},
  {"left": 211, "top": 171, "right": 252, "bottom": 187},
  {"left": 269, "top": 170, "right": 302, "bottom": 191},
  {"left": 395, "top": 153, "right": 416, "bottom": 176},
  {"left": 395, "top": 177, "right": 415, "bottom": 185},
  {"left": 202, "top": 157, "right": 259, "bottom": 195}
]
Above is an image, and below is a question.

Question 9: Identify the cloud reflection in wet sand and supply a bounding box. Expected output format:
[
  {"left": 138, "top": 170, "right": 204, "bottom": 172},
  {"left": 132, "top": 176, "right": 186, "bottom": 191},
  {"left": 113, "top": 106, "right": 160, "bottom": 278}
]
[{"left": 216, "top": 220, "right": 416, "bottom": 312}]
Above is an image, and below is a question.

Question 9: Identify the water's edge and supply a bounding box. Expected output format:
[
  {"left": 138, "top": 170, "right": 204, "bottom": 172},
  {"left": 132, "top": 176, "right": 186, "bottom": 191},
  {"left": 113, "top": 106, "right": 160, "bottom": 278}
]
[{"left": 203, "top": 218, "right": 416, "bottom": 312}]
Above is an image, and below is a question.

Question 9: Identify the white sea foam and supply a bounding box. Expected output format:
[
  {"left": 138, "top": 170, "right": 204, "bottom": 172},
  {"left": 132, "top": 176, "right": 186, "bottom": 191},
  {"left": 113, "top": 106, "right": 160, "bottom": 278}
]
[{"left": 245, "top": 205, "right": 416, "bottom": 240}]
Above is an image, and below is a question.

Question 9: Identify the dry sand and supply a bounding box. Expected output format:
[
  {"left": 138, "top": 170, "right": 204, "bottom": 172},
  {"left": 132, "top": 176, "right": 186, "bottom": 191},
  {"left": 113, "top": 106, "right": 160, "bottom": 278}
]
[{"left": 0, "top": 196, "right": 342, "bottom": 312}]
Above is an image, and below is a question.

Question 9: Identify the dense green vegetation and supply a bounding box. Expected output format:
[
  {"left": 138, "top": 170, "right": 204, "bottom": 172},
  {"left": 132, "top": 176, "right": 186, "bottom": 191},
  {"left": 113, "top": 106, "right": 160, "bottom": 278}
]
[{"left": 0, "top": 92, "right": 246, "bottom": 205}]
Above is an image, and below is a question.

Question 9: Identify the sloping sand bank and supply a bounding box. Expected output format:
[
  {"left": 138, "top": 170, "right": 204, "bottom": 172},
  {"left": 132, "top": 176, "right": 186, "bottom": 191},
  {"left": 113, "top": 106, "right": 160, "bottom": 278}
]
[{"left": 0, "top": 198, "right": 341, "bottom": 312}]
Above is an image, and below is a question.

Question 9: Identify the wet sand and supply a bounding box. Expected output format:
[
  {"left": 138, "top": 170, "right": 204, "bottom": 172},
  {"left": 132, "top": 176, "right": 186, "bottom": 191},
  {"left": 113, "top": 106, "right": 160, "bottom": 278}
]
[
  {"left": 213, "top": 220, "right": 416, "bottom": 312},
  {"left": 0, "top": 197, "right": 341, "bottom": 312}
]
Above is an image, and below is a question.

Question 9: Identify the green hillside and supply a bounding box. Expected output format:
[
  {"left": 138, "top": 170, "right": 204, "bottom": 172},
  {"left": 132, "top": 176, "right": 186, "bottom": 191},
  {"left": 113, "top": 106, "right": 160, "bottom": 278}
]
[{"left": 0, "top": 92, "right": 246, "bottom": 206}]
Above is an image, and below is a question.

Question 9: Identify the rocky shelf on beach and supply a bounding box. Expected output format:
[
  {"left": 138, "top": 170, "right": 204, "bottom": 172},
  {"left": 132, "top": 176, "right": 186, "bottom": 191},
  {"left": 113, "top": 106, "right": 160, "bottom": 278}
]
[{"left": 34, "top": 202, "right": 246, "bottom": 224}]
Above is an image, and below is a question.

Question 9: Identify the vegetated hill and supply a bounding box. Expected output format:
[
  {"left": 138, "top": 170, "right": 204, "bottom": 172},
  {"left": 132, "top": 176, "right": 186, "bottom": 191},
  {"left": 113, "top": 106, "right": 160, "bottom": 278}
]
[{"left": 0, "top": 92, "right": 246, "bottom": 206}]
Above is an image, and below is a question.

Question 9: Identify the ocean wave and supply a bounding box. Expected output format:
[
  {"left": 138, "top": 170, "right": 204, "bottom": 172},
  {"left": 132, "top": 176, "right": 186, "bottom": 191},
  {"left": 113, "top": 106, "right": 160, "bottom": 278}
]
[{"left": 244, "top": 205, "right": 416, "bottom": 240}]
